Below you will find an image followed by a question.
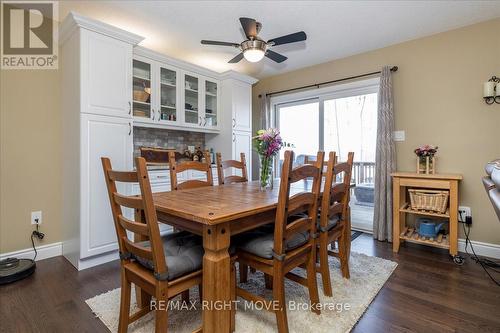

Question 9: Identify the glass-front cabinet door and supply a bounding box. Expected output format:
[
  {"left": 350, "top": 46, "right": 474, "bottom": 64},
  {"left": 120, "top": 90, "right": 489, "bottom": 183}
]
[
  {"left": 204, "top": 80, "right": 218, "bottom": 128},
  {"left": 132, "top": 59, "right": 153, "bottom": 120},
  {"left": 159, "top": 66, "right": 178, "bottom": 123},
  {"left": 184, "top": 74, "right": 200, "bottom": 125}
]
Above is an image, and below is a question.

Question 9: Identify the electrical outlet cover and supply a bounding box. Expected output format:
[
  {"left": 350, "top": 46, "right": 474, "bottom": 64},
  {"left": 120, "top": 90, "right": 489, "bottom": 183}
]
[
  {"left": 458, "top": 206, "right": 471, "bottom": 223},
  {"left": 31, "top": 211, "right": 42, "bottom": 225}
]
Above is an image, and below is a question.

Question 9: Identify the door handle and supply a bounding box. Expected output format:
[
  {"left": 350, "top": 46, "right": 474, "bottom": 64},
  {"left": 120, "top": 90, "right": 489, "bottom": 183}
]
[
  {"left": 198, "top": 116, "right": 202, "bottom": 126},
  {"left": 232, "top": 133, "right": 235, "bottom": 142},
  {"left": 128, "top": 122, "right": 132, "bottom": 135},
  {"left": 232, "top": 118, "right": 236, "bottom": 128},
  {"left": 203, "top": 117, "right": 207, "bottom": 126},
  {"left": 152, "top": 109, "right": 155, "bottom": 121},
  {"left": 128, "top": 101, "right": 131, "bottom": 115},
  {"left": 158, "top": 109, "right": 161, "bottom": 121}
]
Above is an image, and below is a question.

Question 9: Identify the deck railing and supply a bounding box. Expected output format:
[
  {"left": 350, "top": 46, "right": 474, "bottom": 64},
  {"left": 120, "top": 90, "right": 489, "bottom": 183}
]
[{"left": 352, "top": 162, "right": 376, "bottom": 185}]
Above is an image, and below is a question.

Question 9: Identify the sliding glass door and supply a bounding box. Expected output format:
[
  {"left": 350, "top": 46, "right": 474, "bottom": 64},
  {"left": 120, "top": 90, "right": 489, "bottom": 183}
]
[{"left": 274, "top": 84, "right": 378, "bottom": 232}]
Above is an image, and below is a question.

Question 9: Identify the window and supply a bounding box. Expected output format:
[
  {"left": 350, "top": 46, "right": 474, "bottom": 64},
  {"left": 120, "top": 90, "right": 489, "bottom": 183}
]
[{"left": 272, "top": 78, "right": 379, "bottom": 231}]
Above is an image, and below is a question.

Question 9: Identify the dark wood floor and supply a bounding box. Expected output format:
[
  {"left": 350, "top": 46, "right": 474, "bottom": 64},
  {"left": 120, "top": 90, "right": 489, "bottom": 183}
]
[{"left": 1, "top": 234, "right": 499, "bottom": 333}]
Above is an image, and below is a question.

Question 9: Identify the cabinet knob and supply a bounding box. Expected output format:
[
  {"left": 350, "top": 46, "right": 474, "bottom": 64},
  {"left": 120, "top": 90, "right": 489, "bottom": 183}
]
[{"left": 232, "top": 118, "right": 236, "bottom": 128}]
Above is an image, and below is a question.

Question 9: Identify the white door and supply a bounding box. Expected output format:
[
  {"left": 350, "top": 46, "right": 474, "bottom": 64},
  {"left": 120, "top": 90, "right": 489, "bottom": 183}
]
[
  {"left": 80, "top": 114, "right": 133, "bottom": 258},
  {"left": 233, "top": 131, "right": 252, "bottom": 177},
  {"left": 232, "top": 82, "right": 252, "bottom": 132},
  {"left": 82, "top": 30, "right": 132, "bottom": 118}
]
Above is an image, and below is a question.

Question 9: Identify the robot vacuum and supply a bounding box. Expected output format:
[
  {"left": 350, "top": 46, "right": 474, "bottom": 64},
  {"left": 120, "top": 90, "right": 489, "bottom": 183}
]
[{"left": 0, "top": 257, "right": 36, "bottom": 285}]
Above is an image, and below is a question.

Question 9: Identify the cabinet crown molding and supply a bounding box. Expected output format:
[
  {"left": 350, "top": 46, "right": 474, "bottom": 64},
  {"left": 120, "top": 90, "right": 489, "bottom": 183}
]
[
  {"left": 219, "top": 71, "right": 259, "bottom": 85},
  {"left": 59, "top": 11, "right": 145, "bottom": 45}
]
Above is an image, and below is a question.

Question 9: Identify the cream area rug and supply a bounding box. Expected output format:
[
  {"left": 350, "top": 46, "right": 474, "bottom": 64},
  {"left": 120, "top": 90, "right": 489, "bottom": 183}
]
[{"left": 86, "top": 252, "right": 397, "bottom": 333}]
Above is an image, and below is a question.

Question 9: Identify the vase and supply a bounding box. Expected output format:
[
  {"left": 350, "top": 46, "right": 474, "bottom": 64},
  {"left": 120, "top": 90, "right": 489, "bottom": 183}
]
[
  {"left": 416, "top": 156, "right": 436, "bottom": 174},
  {"left": 259, "top": 156, "right": 274, "bottom": 190}
]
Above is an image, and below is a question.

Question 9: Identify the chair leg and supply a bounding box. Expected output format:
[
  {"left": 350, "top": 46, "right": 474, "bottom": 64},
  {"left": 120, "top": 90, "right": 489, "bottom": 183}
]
[
  {"left": 338, "top": 233, "right": 350, "bottom": 279},
  {"left": 230, "top": 262, "right": 236, "bottom": 333},
  {"left": 306, "top": 248, "right": 321, "bottom": 315},
  {"left": 155, "top": 288, "right": 168, "bottom": 333},
  {"left": 264, "top": 273, "right": 273, "bottom": 290},
  {"left": 118, "top": 270, "right": 131, "bottom": 333},
  {"left": 318, "top": 236, "right": 333, "bottom": 297},
  {"left": 198, "top": 283, "right": 203, "bottom": 303},
  {"left": 273, "top": 266, "right": 288, "bottom": 333},
  {"left": 181, "top": 289, "right": 190, "bottom": 303},
  {"left": 239, "top": 263, "right": 248, "bottom": 283},
  {"left": 249, "top": 267, "right": 256, "bottom": 273}
]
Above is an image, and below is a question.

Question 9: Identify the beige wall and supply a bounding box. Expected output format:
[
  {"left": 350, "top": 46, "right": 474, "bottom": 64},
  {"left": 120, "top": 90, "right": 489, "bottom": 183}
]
[
  {"left": 0, "top": 70, "right": 61, "bottom": 253},
  {"left": 252, "top": 18, "right": 500, "bottom": 245}
]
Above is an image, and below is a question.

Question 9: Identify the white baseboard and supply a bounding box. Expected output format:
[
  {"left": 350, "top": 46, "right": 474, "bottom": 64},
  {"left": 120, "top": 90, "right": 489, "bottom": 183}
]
[
  {"left": 0, "top": 242, "right": 62, "bottom": 262},
  {"left": 458, "top": 238, "right": 500, "bottom": 259}
]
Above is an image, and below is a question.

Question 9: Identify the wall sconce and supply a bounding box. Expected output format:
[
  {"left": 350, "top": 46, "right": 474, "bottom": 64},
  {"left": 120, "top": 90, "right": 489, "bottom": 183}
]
[{"left": 483, "top": 76, "right": 500, "bottom": 105}]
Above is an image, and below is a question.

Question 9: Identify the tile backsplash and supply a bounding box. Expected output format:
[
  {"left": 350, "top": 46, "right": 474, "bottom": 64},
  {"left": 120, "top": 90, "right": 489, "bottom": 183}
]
[{"left": 133, "top": 127, "right": 205, "bottom": 158}]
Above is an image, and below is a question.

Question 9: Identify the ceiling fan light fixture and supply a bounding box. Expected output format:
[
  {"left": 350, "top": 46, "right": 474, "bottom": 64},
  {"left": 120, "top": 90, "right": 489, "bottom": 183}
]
[
  {"left": 243, "top": 48, "right": 265, "bottom": 62},
  {"left": 241, "top": 39, "right": 267, "bottom": 63}
]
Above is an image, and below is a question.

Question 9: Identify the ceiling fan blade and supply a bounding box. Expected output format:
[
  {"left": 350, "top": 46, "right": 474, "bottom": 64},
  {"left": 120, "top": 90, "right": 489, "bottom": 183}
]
[
  {"left": 201, "top": 40, "right": 240, "bottom": 48},
  {"left": 239, "top": 17, "right": 258, "bottom": 39},
  {"left": 268, "top": 31, "right": 307, "bottom": 46},
  {"left": 265, "top": 50, "right": 287, "bottom": 63},
  {"left": 228, "top": 53, "right": 244, "bottom": 63}
]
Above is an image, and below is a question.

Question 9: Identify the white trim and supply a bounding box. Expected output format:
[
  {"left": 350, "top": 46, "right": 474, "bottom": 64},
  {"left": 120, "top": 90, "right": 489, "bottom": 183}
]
[
  {"left": 459, "top": 238, "right": 500, "bottom": 259},
  {"left": 0, "top": 242, "right": 62, "bottom": 262},
  {"left": 60, "top": 11, "right": 145, "bottom": 45}
]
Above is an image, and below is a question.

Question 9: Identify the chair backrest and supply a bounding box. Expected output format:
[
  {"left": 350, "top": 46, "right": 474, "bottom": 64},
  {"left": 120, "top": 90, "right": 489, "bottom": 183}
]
[
  {"left": 101, "top": 157, "right": 168, "bottom": 277},
  {"left": 319, "top": 152, "right": 354, "bottom": 232},
  {"left": 304, "top": 155, "right": 331, "bottom": 167},
  {"left": 168, "top": 151, "right": 214, "bottom": 190},
  {"left": 273, "top": 150, "right": 325, "bottom": 257},
  {"left": 216, "top": 152, "right": 248, "bottom": 185}
]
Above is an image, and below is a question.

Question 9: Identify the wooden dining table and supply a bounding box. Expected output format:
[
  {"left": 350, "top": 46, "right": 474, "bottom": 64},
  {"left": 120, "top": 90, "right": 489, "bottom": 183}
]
[{"left": 151, "top": 179, "right": 352, "bottom": 333}]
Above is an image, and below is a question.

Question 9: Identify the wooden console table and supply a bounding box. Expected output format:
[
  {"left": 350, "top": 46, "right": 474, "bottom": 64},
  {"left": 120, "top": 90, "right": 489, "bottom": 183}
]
[{"left": 391, "top": 172, "right": 463, "bottom": 256}]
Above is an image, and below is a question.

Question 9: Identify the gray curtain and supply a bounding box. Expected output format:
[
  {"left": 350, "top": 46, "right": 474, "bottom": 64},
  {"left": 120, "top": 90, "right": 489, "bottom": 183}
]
[
  {"left": 260, "top": 93, "right": 271, "bottom": 129},
  {"left": 373, "top": 66, "right": 396, "bottom": 241}
]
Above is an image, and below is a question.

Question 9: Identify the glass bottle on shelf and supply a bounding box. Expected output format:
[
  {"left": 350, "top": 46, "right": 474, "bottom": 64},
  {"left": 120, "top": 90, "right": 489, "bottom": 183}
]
[{"left": 132, "top": 60, "right": 152, "bottom": 119}]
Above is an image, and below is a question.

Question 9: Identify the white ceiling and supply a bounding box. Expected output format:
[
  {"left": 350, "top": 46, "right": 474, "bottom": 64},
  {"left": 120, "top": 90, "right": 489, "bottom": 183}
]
[{"left": 59, "top": 1, "right": 500, "bottom": 79}]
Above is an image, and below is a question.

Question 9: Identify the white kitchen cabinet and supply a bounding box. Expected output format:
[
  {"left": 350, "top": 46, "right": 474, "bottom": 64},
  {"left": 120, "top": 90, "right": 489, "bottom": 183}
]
[
  {"left": 232, "top": 80, "right": 252, "bottom": 132},
  {"left": 60, "top": 12, "right": 143, "bottom": 270},
  {"left": 206, "top": 74, "right": 258, "bottom": 180},
  {"left": 82, "top": 29, "right": 133, "bottom": 119},
  {"left": 80, "top": 114, "right": 133, "bottom": 258}
]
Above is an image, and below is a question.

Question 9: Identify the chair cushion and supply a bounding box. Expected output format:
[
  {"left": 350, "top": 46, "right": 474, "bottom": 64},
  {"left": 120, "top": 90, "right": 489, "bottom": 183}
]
[
  {"left": 317, "top": 215, "right": 340, "bottom": 232},
  {"left": 134, "top": 231, "right": 204, "bottom": 281},
  {"left": 236, "top": 227, "right": 309, "bottom": 259}
]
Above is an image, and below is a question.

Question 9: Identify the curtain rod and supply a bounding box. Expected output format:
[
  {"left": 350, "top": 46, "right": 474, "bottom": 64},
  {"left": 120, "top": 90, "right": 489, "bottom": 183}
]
[{"left": 258, "top": 66, "right": 398, "bottom": 98}]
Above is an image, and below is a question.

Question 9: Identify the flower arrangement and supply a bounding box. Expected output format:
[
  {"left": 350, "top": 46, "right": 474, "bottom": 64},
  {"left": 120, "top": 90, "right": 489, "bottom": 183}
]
[
  {"left": 253, "top": 128, "right": 285, "bottom": 190},
  {"left": 414, "top": 144, "right": 438, "bottom": 174},
  {"left": 414, "top": 144, "right": 438, "bottom": 157}
]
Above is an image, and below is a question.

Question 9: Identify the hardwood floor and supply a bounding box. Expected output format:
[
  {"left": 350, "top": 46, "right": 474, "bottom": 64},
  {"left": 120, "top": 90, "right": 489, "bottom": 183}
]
[{"left": 1, "top": 234, "right": 499, "bottom": 332}]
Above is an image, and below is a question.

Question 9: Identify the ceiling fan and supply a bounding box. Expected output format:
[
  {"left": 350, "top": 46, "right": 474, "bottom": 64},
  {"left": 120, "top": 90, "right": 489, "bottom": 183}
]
[{"left": 201, "top": 17, "right": 307, "bottom": 64}]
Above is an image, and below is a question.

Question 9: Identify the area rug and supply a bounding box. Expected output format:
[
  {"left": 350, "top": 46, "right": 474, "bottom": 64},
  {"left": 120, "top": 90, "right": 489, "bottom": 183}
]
[{"left": 86, "top": 252, "right": 397, "bottom": 333}]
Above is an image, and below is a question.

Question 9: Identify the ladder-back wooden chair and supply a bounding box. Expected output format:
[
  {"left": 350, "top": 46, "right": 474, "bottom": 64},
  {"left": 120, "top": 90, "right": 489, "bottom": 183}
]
[
  {"left": 168, "top": 151, "right": 213, "bottom": 190},
  {"left": 216, "top": 152, "right": 248, "bottom": 185},
  {"left": 317, "top": 151, "right": 354, "bottom": 297},
  {"left": 102, "top": 157, "right": 205, "bottom": 333},
  {"left": 235, "top": 150, "right": 324, "bottom": 333}
]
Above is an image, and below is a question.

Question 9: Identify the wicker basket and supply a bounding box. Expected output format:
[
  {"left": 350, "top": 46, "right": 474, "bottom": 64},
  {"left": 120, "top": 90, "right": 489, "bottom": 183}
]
[
  {"left": 408, "top": 189, "right": 449, "bottom": 213},
  {"left": 133, "top": 90, "right": 150, "bottom": 102}
]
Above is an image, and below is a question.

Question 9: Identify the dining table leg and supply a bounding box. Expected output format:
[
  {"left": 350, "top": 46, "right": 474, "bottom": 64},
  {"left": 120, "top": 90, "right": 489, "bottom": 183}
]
[{"left": 202, "top": 222, "right": 232, "bottom": 333}]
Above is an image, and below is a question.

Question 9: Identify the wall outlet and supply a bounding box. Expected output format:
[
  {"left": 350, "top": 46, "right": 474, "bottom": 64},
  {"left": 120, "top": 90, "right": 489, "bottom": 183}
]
[
  {"left": 31, "top": 211, "right": 42, "bottom": 225},
  {"left": 458, "top": 206, "right": 471, "bottom": 223}
]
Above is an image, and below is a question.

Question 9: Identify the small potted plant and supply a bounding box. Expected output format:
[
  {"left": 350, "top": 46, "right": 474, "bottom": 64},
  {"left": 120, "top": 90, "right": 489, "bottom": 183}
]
[
  {"left": 414, "top": 144, "right": 438, "bottom": 174},
  {"left": 253, "top": 128, "right": 284, "bottom": 190}
]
